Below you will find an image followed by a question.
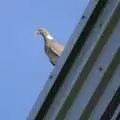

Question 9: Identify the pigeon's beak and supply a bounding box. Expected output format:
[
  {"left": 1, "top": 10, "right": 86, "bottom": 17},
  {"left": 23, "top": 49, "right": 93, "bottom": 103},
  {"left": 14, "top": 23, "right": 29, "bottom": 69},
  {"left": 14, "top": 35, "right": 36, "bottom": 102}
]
[
  {"left": 35, "top": 30, "right": 41, "bottom": 36},
  {"left": 35, "top": 30, "right": 44, "bottom": 41}
]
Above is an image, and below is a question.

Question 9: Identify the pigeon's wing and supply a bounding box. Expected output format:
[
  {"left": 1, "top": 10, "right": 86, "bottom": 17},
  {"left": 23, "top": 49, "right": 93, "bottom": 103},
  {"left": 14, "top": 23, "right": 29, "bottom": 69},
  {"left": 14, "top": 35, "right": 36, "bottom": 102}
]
[{"left": 51, "top": 41, "right": 64, "bottom": 56}]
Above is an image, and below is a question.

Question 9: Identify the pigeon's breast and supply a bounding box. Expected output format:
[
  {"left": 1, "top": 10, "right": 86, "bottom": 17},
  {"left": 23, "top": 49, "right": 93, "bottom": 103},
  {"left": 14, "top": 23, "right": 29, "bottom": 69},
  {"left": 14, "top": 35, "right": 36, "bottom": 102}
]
[{"left": 45, "top": 47, "right": 58, "bottom": 65}]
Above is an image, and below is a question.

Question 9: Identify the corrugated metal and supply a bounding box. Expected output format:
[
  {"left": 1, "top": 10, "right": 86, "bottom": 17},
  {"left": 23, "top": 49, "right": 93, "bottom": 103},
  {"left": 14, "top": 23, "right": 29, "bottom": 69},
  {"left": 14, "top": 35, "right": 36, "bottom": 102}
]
[{"left": 28, "top": 0, "right": 120, "bottom": 119}]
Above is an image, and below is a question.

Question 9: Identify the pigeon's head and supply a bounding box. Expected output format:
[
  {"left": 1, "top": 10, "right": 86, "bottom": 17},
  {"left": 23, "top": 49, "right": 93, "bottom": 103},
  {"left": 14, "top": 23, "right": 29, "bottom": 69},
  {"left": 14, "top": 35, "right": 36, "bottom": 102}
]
[
  {"left": 36, "top": 27, "right": 54, "bottom": 41},
  {"left": 36, "top": 27, "right": 49, "bottom": 37}
]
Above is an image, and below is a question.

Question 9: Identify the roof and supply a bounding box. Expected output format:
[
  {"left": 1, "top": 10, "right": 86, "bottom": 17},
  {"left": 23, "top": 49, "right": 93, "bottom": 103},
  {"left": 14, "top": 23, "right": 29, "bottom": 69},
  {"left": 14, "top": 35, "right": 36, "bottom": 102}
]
[{"left": 27, "top": 0, "right": 120, "bottom": 119}]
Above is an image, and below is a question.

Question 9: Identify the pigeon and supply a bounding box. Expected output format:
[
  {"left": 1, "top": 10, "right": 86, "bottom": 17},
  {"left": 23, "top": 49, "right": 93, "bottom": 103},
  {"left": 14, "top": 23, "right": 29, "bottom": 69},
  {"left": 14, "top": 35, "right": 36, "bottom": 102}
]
[{"left": 36, "top": 27, "right": 64, "bottom": 65}]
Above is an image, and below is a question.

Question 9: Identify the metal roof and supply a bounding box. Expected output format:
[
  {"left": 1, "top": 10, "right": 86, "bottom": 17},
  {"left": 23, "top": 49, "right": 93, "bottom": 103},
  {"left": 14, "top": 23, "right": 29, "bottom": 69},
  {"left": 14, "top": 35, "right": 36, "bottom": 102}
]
[{"left": 28, "top": 0, "right": 120, "bottom": 119}]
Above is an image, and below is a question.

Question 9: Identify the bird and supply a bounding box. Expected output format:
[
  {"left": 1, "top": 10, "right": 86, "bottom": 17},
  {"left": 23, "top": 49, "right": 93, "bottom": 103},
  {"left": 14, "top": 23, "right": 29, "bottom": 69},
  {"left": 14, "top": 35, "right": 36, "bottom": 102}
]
[{"left": 35, "top": 27, "right": 64, "bottom": 65}]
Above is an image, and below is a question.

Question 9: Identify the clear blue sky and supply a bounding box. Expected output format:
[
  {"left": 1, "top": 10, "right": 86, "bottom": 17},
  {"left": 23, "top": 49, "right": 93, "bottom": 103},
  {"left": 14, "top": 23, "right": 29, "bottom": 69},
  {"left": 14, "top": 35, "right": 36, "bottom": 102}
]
[{"left": 0, "top": 0, "right": 90, "bottom": 119}]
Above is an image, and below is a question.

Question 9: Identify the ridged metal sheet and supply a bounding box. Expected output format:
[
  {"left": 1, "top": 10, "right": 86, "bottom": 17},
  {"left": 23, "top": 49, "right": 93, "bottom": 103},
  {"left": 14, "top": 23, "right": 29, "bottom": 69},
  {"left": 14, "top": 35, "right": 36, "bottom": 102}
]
[{"left": 27, "top": 0, "right": 120, "bottom": 119}]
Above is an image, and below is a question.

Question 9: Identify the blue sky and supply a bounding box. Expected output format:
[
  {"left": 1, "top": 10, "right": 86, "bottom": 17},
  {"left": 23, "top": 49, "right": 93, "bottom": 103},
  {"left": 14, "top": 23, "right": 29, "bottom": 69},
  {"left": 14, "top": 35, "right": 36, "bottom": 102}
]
[{"left": 0, "top": 0, "right": 90, "bottom": 119}]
